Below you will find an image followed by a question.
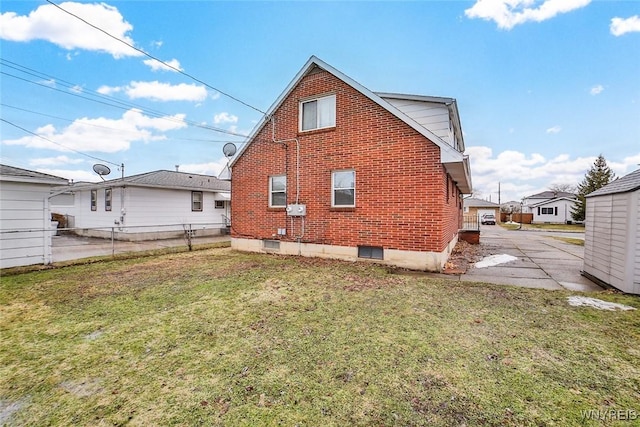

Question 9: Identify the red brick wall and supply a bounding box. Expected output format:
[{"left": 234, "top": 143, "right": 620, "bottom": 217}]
[{"left": 231, "top": 69, "right": 463, "bottom": 253}]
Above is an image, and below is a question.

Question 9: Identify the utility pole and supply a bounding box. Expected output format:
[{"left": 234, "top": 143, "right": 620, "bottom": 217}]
[{"left": 498, "top": 182, "right": 501, "bottom": 206}]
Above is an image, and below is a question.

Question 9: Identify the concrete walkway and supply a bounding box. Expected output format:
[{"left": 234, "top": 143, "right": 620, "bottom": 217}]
[
  {"left": 458, "top": 225, "right": 602, "bottom": 292},
  {"left": 52, "top": 234, "right": 230, "bottom": 263}
]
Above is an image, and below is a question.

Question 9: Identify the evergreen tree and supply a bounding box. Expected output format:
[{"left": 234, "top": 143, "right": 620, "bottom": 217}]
[{"left": 571, "top": 154, "right": 615, "bottom": 221}]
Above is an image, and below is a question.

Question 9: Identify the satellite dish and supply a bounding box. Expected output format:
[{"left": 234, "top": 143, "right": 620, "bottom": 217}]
[
  {"left": 93, "top": 164, "right": 111, "bottom": 180},
  {"left": 223, "top": 143, "right": 237, "bottom": 158}
]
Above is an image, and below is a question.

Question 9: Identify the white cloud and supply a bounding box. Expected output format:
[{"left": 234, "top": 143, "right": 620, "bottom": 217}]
[
  {"left": 2, "top": 109, "right": 186, "bottom": 154},
  {"left": 465, "top": 0, "right": 591, "bottom": 30},
  {"left": 29, "top": 155, "right": 84, "bottom": 166},
  {"left": 467, "top": 146, "right": 598, "bottom": 201},
  {"left": 96, "top": 85, "right": 121, "bottom": 95},
  {"left": 0, "top": 2, "right": 140, "bottom": 58},
  {"left": 213, "top": 112, "right": 239, "bottom": 125},
  {"left": 37, "top": 168, "right": 99, "bottom": 183},
  {"left": 467, "top": 148, "right": 640, "bottom": 202},
  {"left": 179, "top": 157, "right": 230, "bottom": 177},
  {"left": 611, "top": 15, "right": 640, "bottom": 36},
  {"left": 546, "top": 125, "right": 562, "bottom": 134},
  {"left": 590, "top": 84, "right": 604, "bottom": 95},
  {"left": 143, "top": 58, "right": 183, "bottom": 72},
  {"left": 97, "top": 81, "right": 207, "bottom": 102}
]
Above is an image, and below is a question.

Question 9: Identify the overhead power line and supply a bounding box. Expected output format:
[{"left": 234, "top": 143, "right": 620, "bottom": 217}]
[
  {"left": 1, "top": 118, "right": 121, "bottom": 167},
  {"left": 44, "top": 0, "right": 267, "bottom": 116},
  {"left": 0, "top": 61, "right": 249, "bottom": 138},
  {"left": 1, "top": 103, "right": 244, "bottom": 144}
]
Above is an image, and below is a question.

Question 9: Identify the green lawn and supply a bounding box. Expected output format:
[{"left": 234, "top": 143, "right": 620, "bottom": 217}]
[
  {"left": 1, "top": 248, "right": 639, "bottom": 426},
  {"left": 501, "top": 223, "right": 586, "bottom": 232}
]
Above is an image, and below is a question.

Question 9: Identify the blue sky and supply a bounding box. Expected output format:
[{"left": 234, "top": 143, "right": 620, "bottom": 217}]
[{"left": 1, "top": 0, "right": 639, "bottom": 202}]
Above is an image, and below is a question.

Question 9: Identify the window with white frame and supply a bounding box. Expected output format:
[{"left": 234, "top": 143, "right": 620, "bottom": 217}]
[
  {"left": 300, "top": 94, "right": 336, "bottom": 131},
  {"left": 192, "top": 191, "right": 203, "bottom": 212},
  {"left": 90, "top": 189, "right": 97, "bottom": 211},
  {"left": 269, "top": 175, "right": 286, "bottom": 207},
  {"left": 214, "top": 200, "right": 225, "bottom": 209},
  {"left": 105, "top": 188, "right": 112, "bottom": 211},
  {"left": 332, "top": 170, "right": 355, "bottom": 207}
]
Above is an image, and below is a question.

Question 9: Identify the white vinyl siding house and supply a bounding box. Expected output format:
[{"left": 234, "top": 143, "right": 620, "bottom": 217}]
[
  {"left": 0, "top": 165, "right": 69, "bottom": 268},
  {"left": 583, "top": 169, "right": 640, "bottom": 294},
  {"left": 531, "top": 197, "right": 576, "bottom": 224},
  {"left": 52, "top": 170, "right": 231, "bottom": 241},
  {"left": 522, "top": 191, "right": 577, "bottom": 224}
]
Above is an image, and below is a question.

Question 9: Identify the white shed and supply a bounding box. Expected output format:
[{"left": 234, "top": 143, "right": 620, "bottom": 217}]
[
  {"left": 583, "top": 169, "right": 640, "bottom": 294},
  {"left": 0, "top": 164, "right": 69, "bottom": 268}
]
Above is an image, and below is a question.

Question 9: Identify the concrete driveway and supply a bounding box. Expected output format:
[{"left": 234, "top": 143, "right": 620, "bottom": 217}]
[{"left": 459, "top": 225, "right": 602, "bottom": 292}]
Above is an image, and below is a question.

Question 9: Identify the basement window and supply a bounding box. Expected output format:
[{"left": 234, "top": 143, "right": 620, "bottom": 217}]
[
  {"left": 263, "top": 240, "right": 280, "bottom": 251},
  {"left": 358, "top": 245, "right": 384, "bottom": 260}
]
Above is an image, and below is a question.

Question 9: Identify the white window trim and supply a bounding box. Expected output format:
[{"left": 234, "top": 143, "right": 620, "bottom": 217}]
[
  {"left": 332, "top": 169, "right": 355, "bottom": 207},
  {"left": 299, "top": 94, "right": 336, "bottom": 132},
  {"left": 269, "top": 175, "right": 286, "bottom": 208},
  {"left": 192, "top": 191, "right": 203, "bottom": 212}
]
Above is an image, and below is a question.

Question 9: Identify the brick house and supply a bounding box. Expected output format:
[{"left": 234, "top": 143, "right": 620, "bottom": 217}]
[{"left": 229, "top": 56, "right": 472, "bottom": 271}]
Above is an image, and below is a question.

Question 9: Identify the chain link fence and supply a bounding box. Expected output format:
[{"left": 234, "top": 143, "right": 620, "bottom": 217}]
[{"left": 1, "top": 222, "right": 230, "bottom": 268}]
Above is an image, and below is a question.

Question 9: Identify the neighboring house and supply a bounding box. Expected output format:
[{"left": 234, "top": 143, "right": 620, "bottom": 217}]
[
  {"left": 229, "top": 56, "right": 472, "bottom": 271},
  {"left": 0, "top": 164, "right": 69, "bottom": 268},
  {"left": 51, "top": 170, "right": 231, "bottom": 241},
  {"left": 583, "top": 169, "right": 640, "bottom": 294},
  {"left": 463, "top": 198, "right": 500, "bottom": 222},
  {"left": 522, "top": 191, "right": 577, "bottom": 224}
]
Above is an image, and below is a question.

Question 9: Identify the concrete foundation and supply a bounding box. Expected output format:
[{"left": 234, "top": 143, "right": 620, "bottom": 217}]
[{"left": 231, "top": 236, "right": 457, "bottom": 272}]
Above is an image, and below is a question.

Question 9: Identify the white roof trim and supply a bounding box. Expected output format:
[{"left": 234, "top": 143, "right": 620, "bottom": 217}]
[
  {"left": 231, "top": 56, "right": 464, "bottom": 167},
  {"left": 530, "top": 197, "right": 577, "bottom": 207}
]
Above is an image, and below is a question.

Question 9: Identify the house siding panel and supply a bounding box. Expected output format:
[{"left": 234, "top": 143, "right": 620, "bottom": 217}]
[
  {"left": 384, "top": 99, "right": 452, "bottom": 146},
  {"left": 231, "top": 68, "right": 463, "bottom": 270},
  {"left": 0, "top": 181, "right": 51, "bottom": 268}
]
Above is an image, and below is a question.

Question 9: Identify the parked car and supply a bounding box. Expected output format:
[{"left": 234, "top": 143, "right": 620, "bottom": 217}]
[{"left": 481, "top": 214, "right": 496, "bottom": 225}]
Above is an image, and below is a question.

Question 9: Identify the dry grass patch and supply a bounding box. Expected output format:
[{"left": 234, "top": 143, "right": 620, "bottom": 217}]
[{"left": 1, "top": 248, "right": 639, "bottom": 426}]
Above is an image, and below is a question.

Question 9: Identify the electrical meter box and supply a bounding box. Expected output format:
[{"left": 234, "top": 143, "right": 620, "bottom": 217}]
[{"left": 286, "top": 204, "right": 307, "bottom": 216}]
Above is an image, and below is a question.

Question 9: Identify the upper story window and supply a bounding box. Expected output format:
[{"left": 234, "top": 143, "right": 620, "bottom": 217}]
[
  {"left": 90, "top": 189, "right": 97, "bottom": 211},
  {"left": 332, "top": 170, "right": 355, "bottom": 207},
  {"left": 214, "top": 200, "right": 225, "bottom": 209},
  {"left": 269, "top": 175, "right": 286, "bottom": 207},
  {"left": 192, "top": 191, "right": 203, "bottom": 212},
  {"left": 300, "top": 94, "right": 336, "bottom": 131},
  {"left": 105, "top": 188, "right": 112, "bottom": 211}
]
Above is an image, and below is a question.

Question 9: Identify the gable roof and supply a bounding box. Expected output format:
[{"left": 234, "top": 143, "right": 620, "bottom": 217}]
[
  {"left": 530, "top": 196, "right": 577, "bottom": 207},
  {"left": 463, "top": 198, "right": 500, "bottom": 208},
  {"left": 586, "top": 169, "right": 640, "bottom": 198},
  {"left": 525, "top": 190, "right": 575, "bottom": 199},
  {"left": 67, "top": 170, "right": 230, "bottom": 192},
  {"left": 230, "top": 56, "right": 472, "bottom": 193},
  {"left": 0, "top": 163, "right": 69, "bottom": 185}
]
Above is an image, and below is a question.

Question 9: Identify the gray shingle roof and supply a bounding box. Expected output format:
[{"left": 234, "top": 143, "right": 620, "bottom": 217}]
[
  {"left": 526, "top": 190, "right": 575, "bottom": 199},
  {"left": 0, "top": 164, "right": 69, "bottom": 184},
  {"left": 586, "top": 169, "right": 640, "bottom": 197},
  {"left": 67, "top": 170, "right": 230, "bottom": 192},
  {"left": 463, "top": 197, "right": 500, "bottom": 208}
]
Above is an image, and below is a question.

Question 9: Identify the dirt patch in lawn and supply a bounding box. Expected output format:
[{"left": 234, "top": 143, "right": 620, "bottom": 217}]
[{"left": 443, "top": 240, "right": 484, "bottom": 274}]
